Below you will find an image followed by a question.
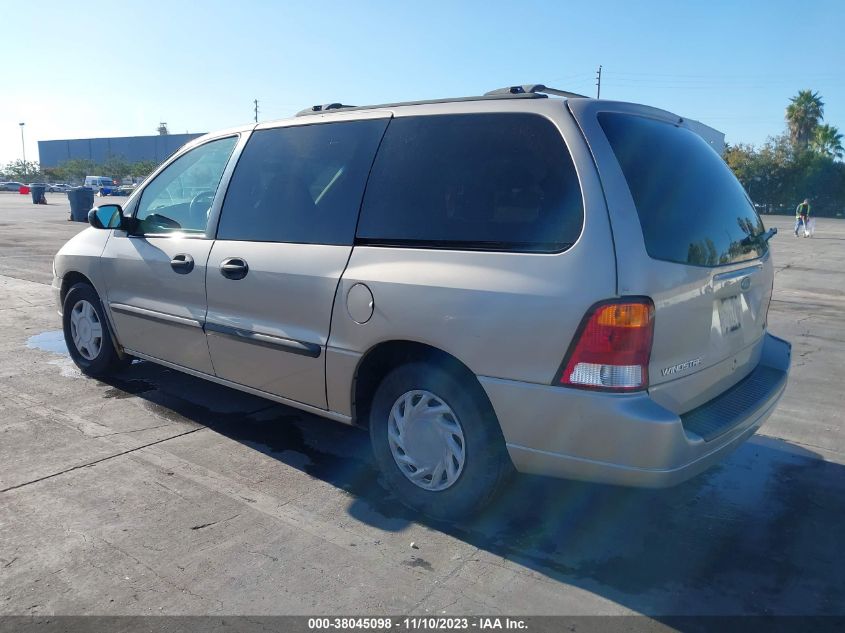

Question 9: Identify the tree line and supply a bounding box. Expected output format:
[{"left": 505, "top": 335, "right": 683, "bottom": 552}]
[
  {"left": 0, "top": 156, "right": 160, "bottom": 185},
  {"left": 725, "top": 90, "right": 844, "bottom": 217},
  {"left": 3, "top": 91, "right": 842, "bottom": 216}
]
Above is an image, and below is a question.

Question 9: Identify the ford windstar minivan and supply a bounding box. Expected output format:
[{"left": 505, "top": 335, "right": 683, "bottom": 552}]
[{"left": 53, "top": 85, "right": 791, "bottom": 519}]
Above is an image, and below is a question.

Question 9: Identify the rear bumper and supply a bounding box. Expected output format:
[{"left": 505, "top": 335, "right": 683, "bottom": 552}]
[{"left": 480, "top": 333, "right": 791, "bottom": 487}]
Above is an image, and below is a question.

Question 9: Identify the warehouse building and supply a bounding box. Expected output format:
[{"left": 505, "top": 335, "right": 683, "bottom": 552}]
[{"left": 38, "top": 133, "right": 206, "bottom": 168}]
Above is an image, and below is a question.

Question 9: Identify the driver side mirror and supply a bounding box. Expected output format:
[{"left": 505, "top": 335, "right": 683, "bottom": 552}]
[{"left": 88, "top": 204, "right": 125, "bottom": 230}]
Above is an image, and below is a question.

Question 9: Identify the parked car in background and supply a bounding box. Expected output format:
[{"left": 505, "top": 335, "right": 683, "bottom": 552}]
[
  {"left": 84, "top": 176, "right": 117, "bottom": 196},
  {"left": 113, "top": 184, "right": 136, "bottom": 196},
  {"left": 52, "top": 85, "right": 791, "bottom": 520},
  {"left": 50, "top": 183, "right": 72, "bottom": 192},
  {"left": 0, "top": 182, "right": 25, "bottom": 191}
]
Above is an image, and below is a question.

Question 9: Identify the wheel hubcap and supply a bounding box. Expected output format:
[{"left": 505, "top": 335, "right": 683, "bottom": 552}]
[
  {"left": 69, "top": 299, "right": 103, "bottom": 361},
  {"left": 387, "top": 390, "right": 466, "bottom": 491}
]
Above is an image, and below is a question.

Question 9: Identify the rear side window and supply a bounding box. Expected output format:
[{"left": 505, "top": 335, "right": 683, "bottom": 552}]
[
  {"left": 357, "top": 114, "right": 583, "bottom": 252},
  {"left": 217, "top": 119, "right": 388, "bottom": 245},
  {"left": 598, "top": 112, "right": 767, "bottom": 267}
]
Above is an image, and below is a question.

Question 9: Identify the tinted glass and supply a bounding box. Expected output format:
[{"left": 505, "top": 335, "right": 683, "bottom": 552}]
[
  {"left": 135, "top": 136, "right": 237, "bottom": 235},
  {"left": 217, "top": 119, "right": 389, "bottom": 245},
  {"left": 598, "top": 112, "right": 767, "bottom": 267},
  {"left": 357, "top": 114, "right": 583, "bottom": 252}
]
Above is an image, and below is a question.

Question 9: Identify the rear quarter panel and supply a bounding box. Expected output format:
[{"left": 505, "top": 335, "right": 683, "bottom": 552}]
[
  {"left": 568, "top": 99, "right": 775, "bottom": 413},
  {"left": 326, "top": 99, "right": 617, "bottom": 417}
]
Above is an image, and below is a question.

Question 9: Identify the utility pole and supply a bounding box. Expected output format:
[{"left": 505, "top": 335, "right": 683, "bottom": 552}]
[
  {"left": 254, "top": 99, "right": 259, "bottom": 123},
  {"left": 596, "top": 65, "right": 602, "bottom": 99},
  {"left": 18, "top": 123, "right": 26, "bottom": 179}
]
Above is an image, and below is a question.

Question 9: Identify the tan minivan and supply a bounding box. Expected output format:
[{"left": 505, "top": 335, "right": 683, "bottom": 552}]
[{"left": 53, "top": 85, "right": 791, "bottom": 519}]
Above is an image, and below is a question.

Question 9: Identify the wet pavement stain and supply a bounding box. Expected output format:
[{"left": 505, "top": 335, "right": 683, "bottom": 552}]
[
  {"left": 22, "top": 333, "right": 845, "bottom": 614},
  {"left": 26, "top": 330, "right": 68, "bottom": 355},
  {"left": 101, "top": 379, "right": 157, "bottom": 399},
  {"left": 96, "top": 362, "right": 397, "bottom": 515},
  {"left": 402, "top": 556, "right": 434, "bottom": 571},
  {"left": 156, "top": 381, "right": 842, "bottom": 612}
]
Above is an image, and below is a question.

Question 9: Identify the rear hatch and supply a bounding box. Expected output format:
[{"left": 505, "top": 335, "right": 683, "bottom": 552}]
[{"left": 568, "top": 99, "right": 774, "bottom": 414}]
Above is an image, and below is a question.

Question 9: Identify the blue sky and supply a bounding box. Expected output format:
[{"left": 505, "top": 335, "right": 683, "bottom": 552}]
[{"left": 2, "top": 0, "right": 843, "bottom": 165}]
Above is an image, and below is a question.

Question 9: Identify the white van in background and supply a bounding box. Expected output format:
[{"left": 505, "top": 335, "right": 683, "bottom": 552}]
[{"left": 84, "top": 176, "right": 116, "bottom": 196}]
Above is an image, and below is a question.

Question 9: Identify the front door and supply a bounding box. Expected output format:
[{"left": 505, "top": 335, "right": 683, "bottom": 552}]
[
  {"left": 204, "top": 116, "right": 389, "bottom": 408},
  {"left": 100, "top": 135, "right": 239, "bottom": 374}
]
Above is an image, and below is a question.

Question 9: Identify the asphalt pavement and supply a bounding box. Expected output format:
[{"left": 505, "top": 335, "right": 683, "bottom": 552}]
[{"left": 0, "top": 191, "right": 843, "bottom": 616}]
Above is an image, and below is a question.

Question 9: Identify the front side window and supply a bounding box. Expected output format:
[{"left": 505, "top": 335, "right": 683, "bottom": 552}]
[
  {"left": 216, "top": 119, "right": 388, "bottom": 244},
  {"left": 135, "top": 136, "right": 238, "bottom": 236},
  {"left": 598, "top": 112, "right": 767, "bottom": 267},
  {"left": 356, "top": 113, "right": 584, "bottom": 252}
]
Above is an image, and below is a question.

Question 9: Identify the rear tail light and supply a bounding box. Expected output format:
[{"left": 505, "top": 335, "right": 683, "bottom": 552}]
[{"left": 556, "top": 298, "right": 655, "bottom": 392}]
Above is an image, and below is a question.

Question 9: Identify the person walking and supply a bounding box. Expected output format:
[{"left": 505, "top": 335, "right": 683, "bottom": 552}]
[{"left": 795, "top": 198, "right": 811, "bottom": 237}]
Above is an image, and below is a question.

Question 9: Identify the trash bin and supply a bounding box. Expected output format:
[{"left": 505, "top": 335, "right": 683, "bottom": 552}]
[
  {"left": 19, "top": 185, "right": 29, "bottom": 195},
  {"left": 67, "top": 187, "right": 95, "bottom": 222},
  {"left": 31, "top": 185, "right": 47, "bottom": 204}
]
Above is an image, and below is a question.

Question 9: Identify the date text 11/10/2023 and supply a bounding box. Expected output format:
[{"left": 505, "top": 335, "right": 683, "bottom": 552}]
[{"left": 307, "top": 617, "right": 528, "bottom": 631}]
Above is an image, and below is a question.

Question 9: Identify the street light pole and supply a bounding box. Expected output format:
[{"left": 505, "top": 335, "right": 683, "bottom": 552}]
[{"left": 19, "top": 122, "right": 26, "bottom": 179}]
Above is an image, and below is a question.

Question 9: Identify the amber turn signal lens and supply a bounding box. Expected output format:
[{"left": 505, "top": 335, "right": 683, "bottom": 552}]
[{"left": 596, "top": 302, "right": 652, "bottom": 328}]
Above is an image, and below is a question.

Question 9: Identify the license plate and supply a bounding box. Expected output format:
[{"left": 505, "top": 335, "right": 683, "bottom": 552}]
[{"left": 719, "top": 295, "right": 742, "bottom": 333}]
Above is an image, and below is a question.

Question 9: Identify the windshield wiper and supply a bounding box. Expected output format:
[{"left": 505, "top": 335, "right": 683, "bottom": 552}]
[
  {"left": 760, "top": 227, "right": 778, "bottom": 242},
  {"left": 741, "top": 227, "right": 777, "bottom": 248}
]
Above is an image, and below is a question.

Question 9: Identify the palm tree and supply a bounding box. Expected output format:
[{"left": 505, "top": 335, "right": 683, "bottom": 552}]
[
  {"left": 786, "top": 90, "right": 824, "bottom": 149},
  {"left": 810, "top": 124, "right": 844, "bottom": 159}
]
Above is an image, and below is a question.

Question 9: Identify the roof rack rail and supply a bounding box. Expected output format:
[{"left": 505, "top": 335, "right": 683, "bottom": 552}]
[
  {"left": 295, "top": 103, "right": 356, "bottom": 117},
  {"left": 294, "top": 86, "right": 579, "bottom": 118},
  {"left": 484, "top": 84, "right": 589, "bottom": 99}
]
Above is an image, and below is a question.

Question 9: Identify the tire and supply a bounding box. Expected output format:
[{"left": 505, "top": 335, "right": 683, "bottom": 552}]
[
  {"left": 62, "top": 282, "right": 125, "bottom": 377},
  {"left": 369, "top": 362, "right": 513, "bottom": 521}
]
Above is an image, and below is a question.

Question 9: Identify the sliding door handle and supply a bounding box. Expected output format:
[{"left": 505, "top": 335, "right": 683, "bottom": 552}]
[{"left": 220, "top": 257, "right": 249, "bottom": 280}]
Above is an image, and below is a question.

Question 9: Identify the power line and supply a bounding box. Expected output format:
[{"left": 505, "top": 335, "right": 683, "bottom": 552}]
[
  {"left": 545, "top": 72, "right": 596, "bottom": 83},
  {"left": 604, "top": 69, "right": 844, "bottom": 79},
  {"left": 604, "top": 79, "right": 835, "bottom": 87}
]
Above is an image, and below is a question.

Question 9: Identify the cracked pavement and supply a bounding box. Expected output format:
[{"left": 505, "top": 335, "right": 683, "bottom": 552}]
[{"left": 0, "top": 194, "right": 843, "bottom": 616}]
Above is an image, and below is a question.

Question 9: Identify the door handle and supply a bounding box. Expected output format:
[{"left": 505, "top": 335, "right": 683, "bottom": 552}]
[
  {"left": 220, "top": 257, "right": 249, "bottom": 280},
  {"left": 170, "top": 253, "right": 194, "bottom": 274}
]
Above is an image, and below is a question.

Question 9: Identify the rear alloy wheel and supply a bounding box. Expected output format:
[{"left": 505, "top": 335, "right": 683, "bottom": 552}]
[
  {"left": 370, "top": 362, "right": 512, "bottom": 520},
  {"left": 62, "top": 282, "right": 125, "bottom": 377}
]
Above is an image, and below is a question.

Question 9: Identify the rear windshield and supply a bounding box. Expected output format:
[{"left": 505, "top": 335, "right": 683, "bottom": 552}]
[{"left": 598, "top": 112, "right": 767, "bottom": 267}]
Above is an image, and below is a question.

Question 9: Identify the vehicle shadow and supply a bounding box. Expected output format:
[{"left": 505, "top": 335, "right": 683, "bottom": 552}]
[{"left": 100, "top": 359, "right": 845, "bottom": 617}]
